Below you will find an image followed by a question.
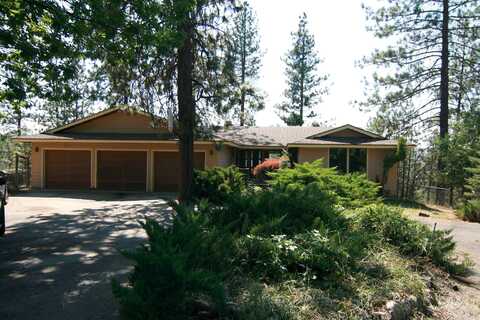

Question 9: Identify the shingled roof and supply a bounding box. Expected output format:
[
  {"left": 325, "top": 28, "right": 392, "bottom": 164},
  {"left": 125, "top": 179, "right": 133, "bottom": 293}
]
[
  {"left": 214, "top": 126, "right": 330, "bottom": 147},
  {"left": 14, "top": 107, "right": 409, "bottom": 148}
]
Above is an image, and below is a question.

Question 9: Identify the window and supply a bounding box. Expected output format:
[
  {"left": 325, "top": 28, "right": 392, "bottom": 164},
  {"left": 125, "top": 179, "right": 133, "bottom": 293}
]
[
  {"left": 329, "top": 148, "right": 347, "bottom": 173},
  {"left": 349, "top": 148, "right": 367, "bottom": 173},
  {"left": 235, "top": 149, "right": 282, "bottom": 169},
  {"left": 329, "top": 148, "right": 366, "bottom": 173}
]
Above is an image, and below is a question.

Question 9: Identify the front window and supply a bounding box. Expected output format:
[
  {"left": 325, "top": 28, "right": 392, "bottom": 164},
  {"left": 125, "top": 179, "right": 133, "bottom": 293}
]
[
  {"left": 349, "top": 148, "right": 367, "bottom": 173},
  {"left": 329, "top": 148, "right": 347, "bottom": 173},
  {"left": 329, "top": 148, "right": 366, "bottom": 173}
]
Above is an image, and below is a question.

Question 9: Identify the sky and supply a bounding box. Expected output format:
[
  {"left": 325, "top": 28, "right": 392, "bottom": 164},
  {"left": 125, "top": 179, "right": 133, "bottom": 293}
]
[{"left": 250, "top": 0, "right": 380, "bottom": 127}]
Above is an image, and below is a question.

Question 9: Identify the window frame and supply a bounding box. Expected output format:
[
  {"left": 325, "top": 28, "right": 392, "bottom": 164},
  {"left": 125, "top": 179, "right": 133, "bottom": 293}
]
[{"left": 328, "top": 147, "right": 368, "bottom": 174}]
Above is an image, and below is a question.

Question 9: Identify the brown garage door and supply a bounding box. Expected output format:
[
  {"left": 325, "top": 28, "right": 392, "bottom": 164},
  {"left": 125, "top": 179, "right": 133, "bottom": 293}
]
[
  {"left": 97, "top": 151, "right": 147, "bottom": 191},
  {"left": 45, "top": 150, "right": 91, "bottom": 189},
  {"left": 154, "top": 152, "right": 205, "bottom": 192}
]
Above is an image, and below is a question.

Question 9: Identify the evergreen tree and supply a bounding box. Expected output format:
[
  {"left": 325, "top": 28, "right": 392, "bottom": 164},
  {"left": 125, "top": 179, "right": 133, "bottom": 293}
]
[
  {"left": 1, "top": 0, "right": 236, "bottom": 202},
  {"left": 463, "top": 150, "right": 480, "bottom": 221},
  {"left": 360, "top": 0, "right": 480, "bottom": 167},
  {"left": 223, "top": 1, "right": 264, "bottom": 126},
  {"left": 465, "top": 152, "right": 480, "bottom": 199},
  {"left": 276, "top": 13, "right": 329, "bottom": 126}
]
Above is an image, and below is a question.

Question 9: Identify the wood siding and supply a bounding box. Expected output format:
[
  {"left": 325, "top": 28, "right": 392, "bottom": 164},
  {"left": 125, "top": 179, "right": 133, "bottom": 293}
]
[{"left": 63, "top": 110, "right": 168, "bottom": 134}]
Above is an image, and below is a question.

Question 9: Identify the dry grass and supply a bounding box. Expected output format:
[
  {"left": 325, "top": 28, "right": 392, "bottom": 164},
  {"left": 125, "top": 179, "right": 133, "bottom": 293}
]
[
  {"left": 232, "top": 245, "right": 431, "bottom": 320},
  {"left": 385, "top": 199, "right": 459, "bottom": 220}
]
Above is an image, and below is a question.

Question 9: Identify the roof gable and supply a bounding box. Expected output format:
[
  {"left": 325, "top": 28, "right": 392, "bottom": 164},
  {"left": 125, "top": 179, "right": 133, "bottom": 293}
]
[
  {"left": 306, "top": 124, "right": 383, "bottom": 140},
  {"left": 48, "top": 107, "right": 168, "bottom": 135}
]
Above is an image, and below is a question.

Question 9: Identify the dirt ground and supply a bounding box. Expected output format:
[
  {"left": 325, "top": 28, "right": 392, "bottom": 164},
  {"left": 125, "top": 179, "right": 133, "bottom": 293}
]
[
  {"left": 403, "top": 204, "right": 480, "bottom": 319},
  {"left": 0, "top": 191, "right": 174, "bottom": 320}
]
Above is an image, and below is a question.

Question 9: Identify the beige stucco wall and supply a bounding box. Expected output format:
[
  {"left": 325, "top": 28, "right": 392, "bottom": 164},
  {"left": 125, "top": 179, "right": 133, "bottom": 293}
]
[
  {"left": 30, "top": 141, "right": 217, "bottom": 191},
  {"left": 64, "top": 110, "right": 168, "bottom": 134},
  {"left": 297, "top": 147, "right": 398, "bottom": 196},
  {"left": 29, "top": 138, "right": 399, "bottom": 196},
  {"left": 297, "top": 148, "right": 329, "bottom": 167},
  {"left": 367, "top": 148, "right": 398, "bottom": 196},
  {"left": 216, "top": 145, "right": 233, "bottom": 167}
]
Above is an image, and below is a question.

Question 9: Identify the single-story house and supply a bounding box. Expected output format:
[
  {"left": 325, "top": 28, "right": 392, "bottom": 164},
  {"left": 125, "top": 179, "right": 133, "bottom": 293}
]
[{"left": 14, "top": 107, "right": 411, "bottom": 195}]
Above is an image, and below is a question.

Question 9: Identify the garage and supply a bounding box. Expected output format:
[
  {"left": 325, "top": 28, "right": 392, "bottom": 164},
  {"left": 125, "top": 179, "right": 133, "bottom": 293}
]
[
  {"left": 97, "top": 150, "right": 147, "bottom": 191},
  {"left": 154, "top": 151, "right": 205, "bottom": 192},
  {"left": 44, "top": 150, "right": 91, "bottom": 189}
]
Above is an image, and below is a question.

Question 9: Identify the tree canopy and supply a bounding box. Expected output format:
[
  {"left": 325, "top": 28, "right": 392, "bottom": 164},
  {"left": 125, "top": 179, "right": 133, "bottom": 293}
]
[{"left": 276, "top": 13, "right": 329, "bottom": 126}]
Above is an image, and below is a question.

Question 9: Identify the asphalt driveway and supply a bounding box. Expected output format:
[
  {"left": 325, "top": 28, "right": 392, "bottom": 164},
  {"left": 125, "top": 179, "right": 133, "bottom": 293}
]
[
  {"left": 0, "top": 192, "right": 174, "bottom": 320},
  {"left": 414, "top": 214, "right": 480, "bottom": 281}
]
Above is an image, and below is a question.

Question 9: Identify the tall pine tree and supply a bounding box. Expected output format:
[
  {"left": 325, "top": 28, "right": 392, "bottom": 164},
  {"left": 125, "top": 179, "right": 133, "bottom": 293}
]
[
  {"left": 360, "top": 0, "right": 480, "bottom": 166},
  {"left": 223, "top": 1, "right": 264, "bottom": 126},
  {"left": 276, "top": 13, "right": 328, "bottom": 126}
]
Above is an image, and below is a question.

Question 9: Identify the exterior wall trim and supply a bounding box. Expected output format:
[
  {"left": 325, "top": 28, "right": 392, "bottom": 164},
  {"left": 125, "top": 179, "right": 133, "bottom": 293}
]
[
  {"left": 289, "top": 144, "right": 398, "bottom": 149},
  {"left": 15, "top": 138, "right": 215, "bottom": 145}
]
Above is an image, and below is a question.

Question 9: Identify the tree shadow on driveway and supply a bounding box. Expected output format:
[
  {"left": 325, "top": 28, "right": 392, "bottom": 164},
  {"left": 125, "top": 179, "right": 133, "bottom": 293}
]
[{"left": 0, "top": 196, "right": 173, "bottom": 320}]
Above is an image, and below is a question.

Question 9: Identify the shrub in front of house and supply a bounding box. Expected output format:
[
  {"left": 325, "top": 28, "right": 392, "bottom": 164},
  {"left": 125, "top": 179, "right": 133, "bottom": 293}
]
[
  {"left": 353, "top": 204, "right": 469, "bottom": 274},
  {"left": 269, "top": 160, "right": 382, "bottom": 209},
  {"left": 192, "top": 165, "right": 247, "bottom": 204},
  {"left": 252, "top": 158, "right": 281, "bottom": 181},
  {"left": 112, "top": 212, "right": 234, "bottom": 320},
  {"left": 235, "top": 228, "right": 369, "bottom": 282},
  {"left": 196, "top": 181, "right": 341, "bottom": 236},
  {"left": 113, "top": 161, "right": 468, "bottom": 319}
]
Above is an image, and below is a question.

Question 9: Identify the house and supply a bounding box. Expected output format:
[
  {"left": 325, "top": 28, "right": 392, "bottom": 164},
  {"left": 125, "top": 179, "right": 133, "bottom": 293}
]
[{"left": 14, "top": 107, "right": 411, "bottom": 195}]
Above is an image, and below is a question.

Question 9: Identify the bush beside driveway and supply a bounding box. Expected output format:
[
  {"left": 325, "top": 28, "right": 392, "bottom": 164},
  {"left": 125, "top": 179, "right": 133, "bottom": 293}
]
[{"left": 0, "top": 192, "right": 174, "bottom": 320}]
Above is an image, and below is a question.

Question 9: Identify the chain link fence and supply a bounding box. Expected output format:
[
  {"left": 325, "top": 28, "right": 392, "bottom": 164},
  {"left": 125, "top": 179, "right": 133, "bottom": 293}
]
[
  {"left": 417, "top": 186, "right": 451, "bottom": 206},
  {"left": 0, "top": 151, "right": 31, "bottom": 190}
]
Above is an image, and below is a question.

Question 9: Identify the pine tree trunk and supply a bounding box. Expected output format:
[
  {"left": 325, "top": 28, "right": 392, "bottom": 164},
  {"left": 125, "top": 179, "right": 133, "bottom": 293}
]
[
  {"left": 456, "top": 29, "right": 466, "bottom": 115},
  {"left": 401, "top": 159, "right": 407, "bottom": 199},
  {"left": 240, "top": 14, "right": 246, "bottom": 126},
  {"left": 437, "top": 0, "right": 450, "bottom": 201},
  {"left": 15, "top": 111, "right": 21, "bottom": 188},
  {"left": 177, "top": 22, "right": 195, "bottom": 203},
  {"left": 439, "top": 0, "right": 450, "bottom": 164},
  {"left": 405, "top": 150, "right": 412, "bottom": 200}
]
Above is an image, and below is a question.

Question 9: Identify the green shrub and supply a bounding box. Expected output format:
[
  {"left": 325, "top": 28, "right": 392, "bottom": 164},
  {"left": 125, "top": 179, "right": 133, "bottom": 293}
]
[
  {"left": 269, "top": 160, "right": 381, "bottom": 209},
  {"left": 460, "top": 199, "right": 480, "bottom": 222},
  {"left": 354, "top": 204, "right": 465, "bottom": 273},
  {"left": 235, "top": 228, "right": 368, "bottom": 281},
  {"left": 196, "top": 181, "right": 341, "bottom": 236},
  {"left": 113, "top": 211, "right": 233, "bottom": 320},
  {"left": 192, "top": 166, "right": 247, "bottom": 204}
]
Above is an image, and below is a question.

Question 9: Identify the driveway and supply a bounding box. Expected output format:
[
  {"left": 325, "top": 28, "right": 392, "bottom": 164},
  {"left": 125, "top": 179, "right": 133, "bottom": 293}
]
[
  {"left": 414, "top": 214, "right": 480, "bottom": 280},
  {"left": 0, "top": 192, "right": 174, "bottom": 320}
]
